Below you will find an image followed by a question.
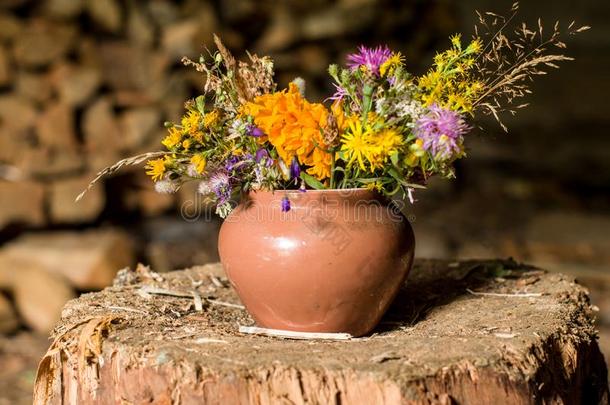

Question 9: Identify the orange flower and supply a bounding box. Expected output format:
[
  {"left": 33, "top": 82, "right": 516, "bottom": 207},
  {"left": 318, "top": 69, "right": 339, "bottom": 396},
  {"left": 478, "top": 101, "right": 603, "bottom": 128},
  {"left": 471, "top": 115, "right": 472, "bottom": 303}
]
[{"left": 242, "top": 83, "right": 332, "bottom": 180}]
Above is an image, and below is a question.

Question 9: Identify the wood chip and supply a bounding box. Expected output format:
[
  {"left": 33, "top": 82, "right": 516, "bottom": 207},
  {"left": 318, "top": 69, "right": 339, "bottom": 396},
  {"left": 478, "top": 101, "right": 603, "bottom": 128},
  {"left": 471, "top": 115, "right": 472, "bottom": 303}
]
[
  {"left": 466, "top": 288, "right": 543, "bottom": 298},
  {"left": 194, "top": 337, "right": 228, "bottom": 344},
  {"left": 238, "top": 325, "right": 352, "bottom": 340},
  {"left": 207, "top": 298, "right": 244, "bottom": 309},
  {"left": 138, "top": 286, "right": 193, "bottom": 298},
  {"left": 138, "top": 286, "right": 206, "bottom": 313},
  {"left": 107, "top": 306, "right": 148, "bottom": 315},
  {"left": 191, "top": 289, "right": 203, "bottom": 312},
  {"left": 209, "top": 275, "right": 225, "bottom": 288},
  {"left": 370, "top": 351, "right": 401, "bottom": 363},
  {"left": 494, "top": 332, "right": 518, "bottom": 339}
]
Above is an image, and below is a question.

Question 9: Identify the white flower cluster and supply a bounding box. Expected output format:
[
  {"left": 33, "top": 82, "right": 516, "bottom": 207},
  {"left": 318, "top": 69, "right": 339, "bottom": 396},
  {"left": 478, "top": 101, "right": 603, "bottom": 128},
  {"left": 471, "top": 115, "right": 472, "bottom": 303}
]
[
  {"left": 154, "top": 179, "right": 179, "bottom": 194},
  {"left": 375, "top": 96, "right": 424, "bottom": 128},
  {"left": 227, "top": 118, "right": 247, "bottom": 139},
  {"left": 395, "top": 99, "right": 426, "bottom": 128}
]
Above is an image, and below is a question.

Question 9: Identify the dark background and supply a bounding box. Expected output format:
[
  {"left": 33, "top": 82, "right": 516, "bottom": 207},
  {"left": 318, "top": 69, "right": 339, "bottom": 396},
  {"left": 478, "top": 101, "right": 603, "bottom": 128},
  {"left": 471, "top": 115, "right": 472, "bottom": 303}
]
[{"left": 0, "top": 0, "right": 608, "bottom": 402}]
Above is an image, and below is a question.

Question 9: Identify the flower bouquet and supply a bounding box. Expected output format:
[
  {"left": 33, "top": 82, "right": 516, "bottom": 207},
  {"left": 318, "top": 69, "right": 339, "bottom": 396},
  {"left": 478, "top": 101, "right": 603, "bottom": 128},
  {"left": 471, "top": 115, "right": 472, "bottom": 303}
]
[{"left": 80, "top": 3, "right": 588, "bottom": 336}]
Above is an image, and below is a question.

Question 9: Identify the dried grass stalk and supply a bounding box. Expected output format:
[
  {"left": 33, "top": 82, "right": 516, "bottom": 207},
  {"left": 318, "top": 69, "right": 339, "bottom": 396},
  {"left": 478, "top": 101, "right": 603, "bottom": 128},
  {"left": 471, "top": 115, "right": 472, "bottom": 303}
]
[
  {"left": 182, "top": 34, "right": 275, "bottom": 112},
  {"left": 473, "top": 1, "right": 590, "bottom": 131},
  {"left": 75, "top": 151, "right": 167, "bottom": 202}
]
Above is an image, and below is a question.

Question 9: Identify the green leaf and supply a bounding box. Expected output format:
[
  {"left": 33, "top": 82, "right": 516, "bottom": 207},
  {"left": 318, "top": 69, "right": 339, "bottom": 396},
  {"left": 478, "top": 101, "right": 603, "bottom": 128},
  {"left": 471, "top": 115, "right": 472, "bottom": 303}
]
[
  {"left": 300, "top": 173, "right": 325, "bottom": 190},
  {"left": 195, "top": 96, "right": 206, "bottom": 114},
  {"left": 312, "top": 137, "right": 333, "bottom": 154},
  {"left": 387, "top": 167, "right": 403, "bottom": 182},
  {"left": 354, "top": 177, "right": 386, "bottom": 184},
  {"left": 362, "top": 84, "right": 374, "bottom": 118},
  {"left": 390, "top": 152, "right": 399, "bottom": 167},
  {"left": 387, "top": 167, "right": 427, "bottom": 189},
  {"left": 385, "top": 182, "right": 403, "bottom": 196},
  {"left": 405, "top": 133, "right": 417, "bottom": 143}
]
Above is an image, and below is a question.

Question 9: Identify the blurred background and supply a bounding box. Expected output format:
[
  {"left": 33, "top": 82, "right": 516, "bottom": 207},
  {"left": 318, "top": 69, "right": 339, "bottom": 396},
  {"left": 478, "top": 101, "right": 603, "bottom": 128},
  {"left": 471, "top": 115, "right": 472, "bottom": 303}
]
[{"left": 0, "top": 0, "right": 608, "bottom": 402}]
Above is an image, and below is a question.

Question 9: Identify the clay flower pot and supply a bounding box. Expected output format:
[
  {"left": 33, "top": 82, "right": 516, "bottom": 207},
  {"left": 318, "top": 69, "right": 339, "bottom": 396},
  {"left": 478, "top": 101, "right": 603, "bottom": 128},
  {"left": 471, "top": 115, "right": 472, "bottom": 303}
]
[{"left": 218, "top": 188, "right": 415, "bottom": 337}]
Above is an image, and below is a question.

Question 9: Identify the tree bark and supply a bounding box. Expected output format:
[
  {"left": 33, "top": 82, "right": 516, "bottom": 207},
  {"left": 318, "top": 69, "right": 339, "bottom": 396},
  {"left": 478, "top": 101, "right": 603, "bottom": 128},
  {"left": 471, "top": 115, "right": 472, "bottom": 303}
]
[{"left": 34, "top": 260, "right": 609, "bottom": 404}]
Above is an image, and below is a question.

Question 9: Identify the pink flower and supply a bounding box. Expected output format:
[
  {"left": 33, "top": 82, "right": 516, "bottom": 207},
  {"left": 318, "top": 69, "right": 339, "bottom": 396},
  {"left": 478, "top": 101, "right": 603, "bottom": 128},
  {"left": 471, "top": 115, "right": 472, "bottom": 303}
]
[
  {"left": 346, "top": 45, "right": 393, "bottom": 76},
  {"left": 415, "top": 104, "right": 469, "bottom": 160},
  {"left": 327, "top": 83, "right": 348, "bottom": 102}
]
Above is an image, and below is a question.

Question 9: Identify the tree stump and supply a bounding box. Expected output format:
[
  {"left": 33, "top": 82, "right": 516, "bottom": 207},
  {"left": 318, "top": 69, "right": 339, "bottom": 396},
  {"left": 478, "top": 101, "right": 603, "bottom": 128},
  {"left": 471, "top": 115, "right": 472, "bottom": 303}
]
[{"left": 34, "top": 260, "right": 609, "bottom": 404}]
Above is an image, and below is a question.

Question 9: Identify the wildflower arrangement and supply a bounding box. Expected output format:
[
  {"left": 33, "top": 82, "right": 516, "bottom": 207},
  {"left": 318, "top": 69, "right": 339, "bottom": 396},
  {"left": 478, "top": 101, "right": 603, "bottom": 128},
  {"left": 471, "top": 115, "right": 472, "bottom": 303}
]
[{"left": 78, "top": 3, "right": 589, "bottom": 218}]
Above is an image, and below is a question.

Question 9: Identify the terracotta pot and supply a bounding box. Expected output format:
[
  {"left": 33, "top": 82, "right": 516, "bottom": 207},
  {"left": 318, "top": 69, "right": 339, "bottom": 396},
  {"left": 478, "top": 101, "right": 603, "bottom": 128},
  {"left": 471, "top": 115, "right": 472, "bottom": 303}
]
[{"left": 218, "top": 188, "right": 415, "bottom": 337}]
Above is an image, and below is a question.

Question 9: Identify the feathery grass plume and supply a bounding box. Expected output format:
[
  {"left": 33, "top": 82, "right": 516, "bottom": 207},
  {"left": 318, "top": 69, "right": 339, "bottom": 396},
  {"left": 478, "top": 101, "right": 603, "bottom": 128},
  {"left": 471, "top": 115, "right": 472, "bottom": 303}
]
[
  {"left": 182, "top": 34, "right": 276, "bottom": 113},
  {"left": 472, "top": 1, "right": 590, "bottom": 131},
  {"left": 237, "top": 52, "right": 276, "bottom": 99},
  {"left": 75, "top": 151, "right": 168, "bottom": 202}
]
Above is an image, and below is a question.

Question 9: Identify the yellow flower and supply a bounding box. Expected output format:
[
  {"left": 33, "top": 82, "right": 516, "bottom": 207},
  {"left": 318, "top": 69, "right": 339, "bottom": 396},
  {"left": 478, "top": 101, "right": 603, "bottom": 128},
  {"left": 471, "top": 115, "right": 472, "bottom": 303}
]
[
  {"left": 241, "top": 83, "right": 332, "bottom": 180},
  {"left": 468, "top": 38, "right": 482, "bottom": 54},
  {"left": 190, "top": 154, "right": 206, "bottom": 175},
  {"left": 162, "top": 127, "right": 182, "bottom": 150},
  {"left": 341, "top": 116, "right": 403, "bottom": 172},
  {"left": 470, "top": 81, "right": 484, "bottom": 94},
  {"left": 181, "top": 110, "right": 201, "bottom": 135},
  {"left": 450, "top": 34, "right": 462, "bottom": 50},
  {"left": 377, "top": 128, "right": 403, "bottom": 157},
  {"left": 203, "top": 109, "right": 220, "bottom": 128},
  {"left": 417, "top": 36, "right": 484, "bottom": 114},
  {"left": 341, "top": 116, "right": 378, "bottom": 171},
  {"left": 145, "top": 158, "right": 166, "bottom": 181},
  {"left": 182, "top": 139, "right": 192, "bottom": 149},
  {"left": 341, "top": 130, "right": 369, "bottom": 171},
  {"left": 405, "top": 139, "right": 425, "bottom": 167},
  {"left": 379, "top": 52, "right": 404, "bottom": 77},
  {"left": 405, "top": 154, "right": 417, "bottom": 167},
  {"left": 365, "top": 181, "right": 383, "bottom": 192}
]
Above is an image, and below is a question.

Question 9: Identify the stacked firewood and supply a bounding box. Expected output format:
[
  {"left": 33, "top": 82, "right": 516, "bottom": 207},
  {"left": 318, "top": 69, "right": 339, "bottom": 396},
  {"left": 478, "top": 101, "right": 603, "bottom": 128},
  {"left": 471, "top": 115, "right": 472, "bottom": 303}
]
[
  {"left": 0, "top": 0, "right": 447, "bottom": 227},
  {"left": 0, "top": 229, "right": 134, "bottom": 334},
  {"left": 0, "top": 0, "right": 448, "bottom": 334}
]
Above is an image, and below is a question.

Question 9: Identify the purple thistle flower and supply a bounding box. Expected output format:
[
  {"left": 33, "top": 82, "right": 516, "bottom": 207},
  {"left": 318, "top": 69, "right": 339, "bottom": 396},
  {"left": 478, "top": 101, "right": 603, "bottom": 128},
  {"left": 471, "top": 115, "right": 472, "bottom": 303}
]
[
  {"left": 281, "top": 196, "right": 291, "bottom": 212},
  {"left": 414, "top": 104, "right": 469, "bottom": 161},
  {"left": 247, "top": 124, "right": 264, "bottom": 137},
  {"left": 204, "top": 171, "right": 232, "bottom": 204},
  {"left": 289, "top": 156, "right": 300, "bottom": 180},
  {"left": 346, "top": 45, "right": 393, "bottom": 76}
]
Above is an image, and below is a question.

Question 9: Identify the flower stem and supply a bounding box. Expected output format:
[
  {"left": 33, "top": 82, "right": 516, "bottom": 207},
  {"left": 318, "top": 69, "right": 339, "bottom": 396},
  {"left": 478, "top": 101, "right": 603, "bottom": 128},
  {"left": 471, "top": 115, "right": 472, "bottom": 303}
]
[{"left": 330, "top": 153, "right": 336, "bottom": 189}]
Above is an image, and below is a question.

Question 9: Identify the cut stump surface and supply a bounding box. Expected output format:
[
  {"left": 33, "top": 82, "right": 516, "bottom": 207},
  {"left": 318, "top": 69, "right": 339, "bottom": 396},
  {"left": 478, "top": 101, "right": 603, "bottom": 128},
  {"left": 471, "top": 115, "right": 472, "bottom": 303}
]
[{"left": 34, "top": 260, "right": 609, "bottom": 404}]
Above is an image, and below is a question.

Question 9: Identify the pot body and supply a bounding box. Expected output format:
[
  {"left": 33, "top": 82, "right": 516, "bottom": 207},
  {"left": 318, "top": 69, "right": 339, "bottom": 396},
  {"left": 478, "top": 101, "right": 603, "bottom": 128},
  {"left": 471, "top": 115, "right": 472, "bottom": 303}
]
[{"left": 218, "top": 189, "right": 415, "bottom": 337}]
